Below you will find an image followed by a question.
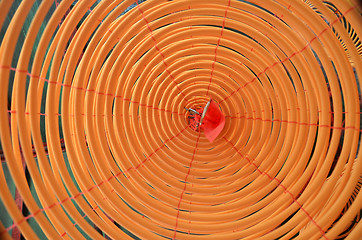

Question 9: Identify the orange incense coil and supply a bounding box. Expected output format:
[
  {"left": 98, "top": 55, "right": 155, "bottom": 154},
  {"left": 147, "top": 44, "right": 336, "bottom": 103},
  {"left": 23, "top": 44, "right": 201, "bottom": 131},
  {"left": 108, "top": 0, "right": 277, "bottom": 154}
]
[{"left": 0, "top": 0, "right": 361, "bottom": 239}]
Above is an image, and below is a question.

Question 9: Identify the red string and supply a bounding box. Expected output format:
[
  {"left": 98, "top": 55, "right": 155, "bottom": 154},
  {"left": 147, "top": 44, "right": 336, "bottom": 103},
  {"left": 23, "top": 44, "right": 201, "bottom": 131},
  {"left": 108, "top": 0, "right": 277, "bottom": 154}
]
[
  {"left": 0, "top": 1, "right": 359, "bottom": 238},
  {"left": 206, "top": 0, "right": 231, "bottom": 97},
  {"left": 223, "top": 136, "right": 328, "bottom": 239},
  {"left": 1, "top": 125, "right": 190, "bottom": 236},
  {"left": 173, "top": 130, "right": 201, "bottom": 240},
  {"left": 0, "top": 65, "right": 182, "bottom": 115},
  {"left": 60, "top": 191, "right": 117, "bottom": 238},
  {"left": 125, "top": 124, "right": 190, "bottom": 174},
  {"left": 219, "top": 5, "right": 358, "bottom": 104},
  {"left": 135, "top": 0, "right": 189, "bottom": 103},
  {"left": 6, "top": 109, "right": 183, "bottom": 117},
  {"left": 225, "top": 115, "right": 362, "bottom": 132}
]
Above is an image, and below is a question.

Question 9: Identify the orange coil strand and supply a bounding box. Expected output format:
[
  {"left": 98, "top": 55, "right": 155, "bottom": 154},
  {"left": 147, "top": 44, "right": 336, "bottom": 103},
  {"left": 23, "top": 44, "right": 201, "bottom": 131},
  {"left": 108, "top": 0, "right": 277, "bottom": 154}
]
[{"left": 0, "top": 0, "right": 361, "bottom": 239}]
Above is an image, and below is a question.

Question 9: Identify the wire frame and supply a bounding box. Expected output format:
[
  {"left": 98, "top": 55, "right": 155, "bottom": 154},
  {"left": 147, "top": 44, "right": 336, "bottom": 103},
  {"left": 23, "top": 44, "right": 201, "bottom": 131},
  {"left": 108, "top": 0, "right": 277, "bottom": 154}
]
[{"left": 0, "top": 0, "right": 361, "bottom": 239}]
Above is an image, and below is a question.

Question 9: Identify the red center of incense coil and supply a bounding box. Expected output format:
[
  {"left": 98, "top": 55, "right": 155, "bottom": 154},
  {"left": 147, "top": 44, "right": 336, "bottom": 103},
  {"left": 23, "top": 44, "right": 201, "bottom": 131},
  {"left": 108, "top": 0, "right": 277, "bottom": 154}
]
[{"left": 187, "top": 99, "right": 226, "bottom": 142}]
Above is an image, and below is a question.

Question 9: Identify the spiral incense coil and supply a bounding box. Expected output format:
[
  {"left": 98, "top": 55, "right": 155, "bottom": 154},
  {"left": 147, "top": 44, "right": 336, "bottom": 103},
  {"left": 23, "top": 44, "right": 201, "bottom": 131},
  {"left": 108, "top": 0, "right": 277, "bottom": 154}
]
[{"left": 0, "top": 0, "right": 361, "bottom": 239}]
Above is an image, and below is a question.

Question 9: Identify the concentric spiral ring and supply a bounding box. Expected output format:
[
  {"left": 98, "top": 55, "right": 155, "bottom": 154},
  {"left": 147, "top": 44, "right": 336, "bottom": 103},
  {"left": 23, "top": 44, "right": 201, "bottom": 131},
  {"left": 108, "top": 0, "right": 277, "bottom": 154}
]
[{"left": 0, "top": 0, "right": 361, "bottom": 239}]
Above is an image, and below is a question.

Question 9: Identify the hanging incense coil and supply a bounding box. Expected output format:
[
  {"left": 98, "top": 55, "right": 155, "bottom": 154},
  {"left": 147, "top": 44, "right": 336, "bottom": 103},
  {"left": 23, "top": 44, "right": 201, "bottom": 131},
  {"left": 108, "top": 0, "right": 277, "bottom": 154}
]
[{"left": 0, "top": 0, "right": 361, "bottom": 239}]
